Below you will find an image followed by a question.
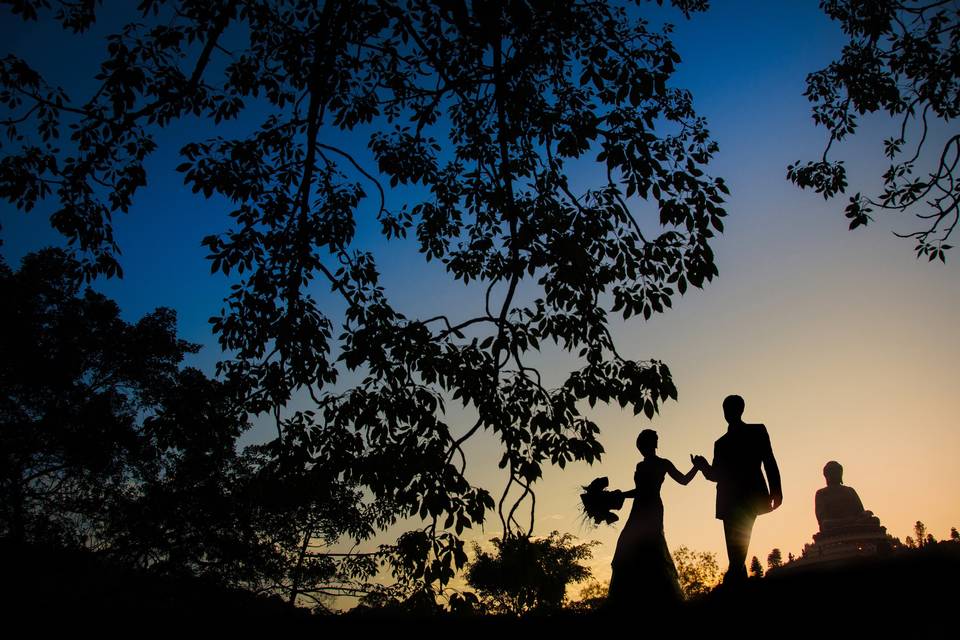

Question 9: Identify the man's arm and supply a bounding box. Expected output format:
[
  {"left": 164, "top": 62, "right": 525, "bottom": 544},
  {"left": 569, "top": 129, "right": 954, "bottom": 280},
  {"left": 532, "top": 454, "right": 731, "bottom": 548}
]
[
  {"left": 760, "top": 424, "right": 782, "bottom": 509},
  {"left": 693, "top": 443, "right": 719, "bottom": 482}
]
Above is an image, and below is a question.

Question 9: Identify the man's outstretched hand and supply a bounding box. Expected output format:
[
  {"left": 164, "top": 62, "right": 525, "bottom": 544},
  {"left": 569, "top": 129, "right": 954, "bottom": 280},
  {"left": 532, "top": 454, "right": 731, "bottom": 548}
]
[
  {"left": 691, "top": 454, "right": 708, "bottom": 470},
  {"left": 770, "top": 492, "right": 783, "bottom": 511}
]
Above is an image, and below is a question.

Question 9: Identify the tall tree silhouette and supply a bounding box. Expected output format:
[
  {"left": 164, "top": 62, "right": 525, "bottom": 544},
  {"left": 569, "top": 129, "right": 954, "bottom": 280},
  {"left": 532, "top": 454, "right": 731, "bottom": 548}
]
[
  {"left": 0, "top": 0, "right": 725, "bottom": 593},
  {"left": 766, "top": 547, "right": 782, "bottom": 571},
  {"left": 0, "top": 249, "right": 390, "bottom": 607},
  {"left": 0, "top": 249, "right": 200, "bottom": 546},
  {"left": 789, "top": 0, "right": 959, "bottom": 261}
]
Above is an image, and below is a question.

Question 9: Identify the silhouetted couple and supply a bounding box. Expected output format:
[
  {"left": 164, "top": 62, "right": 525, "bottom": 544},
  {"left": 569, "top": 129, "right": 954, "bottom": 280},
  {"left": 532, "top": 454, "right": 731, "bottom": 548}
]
[{"left": 605, "top": 395, "right": 782, "bottom": 610}]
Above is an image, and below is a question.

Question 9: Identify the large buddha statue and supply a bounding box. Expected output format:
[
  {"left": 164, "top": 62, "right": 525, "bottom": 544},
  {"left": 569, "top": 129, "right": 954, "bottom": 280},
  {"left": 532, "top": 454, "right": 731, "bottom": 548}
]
[
  {"left": 809, "top": 461, "right": 890, "bottom": 555},
  {"left": 775, "top": 461, "right": 895, "bottom": 572},
  {"left": 815, "top": 461, "right": 877, "bottom": 531}
]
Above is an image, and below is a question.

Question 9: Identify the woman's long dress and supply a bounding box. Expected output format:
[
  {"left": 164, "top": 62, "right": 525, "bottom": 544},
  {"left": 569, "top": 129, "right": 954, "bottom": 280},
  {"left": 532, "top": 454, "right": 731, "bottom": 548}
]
[{"left": 606, "top": 458, "right": 682, "bottom": 609}]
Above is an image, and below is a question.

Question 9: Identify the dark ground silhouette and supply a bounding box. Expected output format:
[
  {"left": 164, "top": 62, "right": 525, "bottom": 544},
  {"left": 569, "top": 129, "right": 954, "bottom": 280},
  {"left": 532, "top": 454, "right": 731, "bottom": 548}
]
[{"left": 4, "top": 540, "right": 955, "bottom": 633}]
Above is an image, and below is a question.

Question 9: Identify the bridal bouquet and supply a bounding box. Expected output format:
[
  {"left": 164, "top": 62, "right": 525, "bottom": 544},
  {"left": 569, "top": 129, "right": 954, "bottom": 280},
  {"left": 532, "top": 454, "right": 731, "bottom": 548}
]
[{"left": 579, "top": 476, "right": 625, "bottom": 526}]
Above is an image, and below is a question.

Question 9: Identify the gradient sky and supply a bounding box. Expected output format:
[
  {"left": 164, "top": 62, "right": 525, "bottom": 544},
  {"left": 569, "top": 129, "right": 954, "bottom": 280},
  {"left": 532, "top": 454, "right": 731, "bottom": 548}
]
[{"left": 3, "top": 1, "right": 958, "bottom": 595}]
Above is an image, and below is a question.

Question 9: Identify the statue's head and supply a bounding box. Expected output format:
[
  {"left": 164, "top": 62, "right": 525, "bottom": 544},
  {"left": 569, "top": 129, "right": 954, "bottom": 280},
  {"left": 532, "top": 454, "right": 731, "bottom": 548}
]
[
  {"left": 722, "top": 394, "right": 745, "bottom": 423},
  {"left": 823, "top": 460, "right": 843, "bottom": 486},
  {"left": 636, "top": 429, "right": 658, "bottom": 456}
]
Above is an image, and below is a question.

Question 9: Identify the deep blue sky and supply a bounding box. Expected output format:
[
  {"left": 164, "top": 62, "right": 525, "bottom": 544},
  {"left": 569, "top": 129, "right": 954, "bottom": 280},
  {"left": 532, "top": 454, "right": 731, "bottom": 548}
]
[{"left": 2, "top": 1, "right": 857, "bottom": 366}]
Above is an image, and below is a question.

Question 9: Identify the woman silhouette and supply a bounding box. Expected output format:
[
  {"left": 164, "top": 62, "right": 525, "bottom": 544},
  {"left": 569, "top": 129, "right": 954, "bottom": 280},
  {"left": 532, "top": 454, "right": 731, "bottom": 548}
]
[{"left": 606, "top": 429, "right": 699, "bottom": 610}]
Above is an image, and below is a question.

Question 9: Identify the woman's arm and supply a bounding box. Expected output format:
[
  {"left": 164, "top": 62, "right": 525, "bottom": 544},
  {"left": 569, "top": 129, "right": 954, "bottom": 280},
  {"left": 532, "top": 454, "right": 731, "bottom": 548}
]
[{"left": 665, "top": 459, "right": 699, "bottom": 486}]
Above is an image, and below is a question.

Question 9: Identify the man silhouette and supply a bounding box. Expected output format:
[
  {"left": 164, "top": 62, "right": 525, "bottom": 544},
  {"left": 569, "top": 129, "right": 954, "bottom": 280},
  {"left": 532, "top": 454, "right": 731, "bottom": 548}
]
[{"left": 693, "top": 395, "right": 782, "bottom": 584}]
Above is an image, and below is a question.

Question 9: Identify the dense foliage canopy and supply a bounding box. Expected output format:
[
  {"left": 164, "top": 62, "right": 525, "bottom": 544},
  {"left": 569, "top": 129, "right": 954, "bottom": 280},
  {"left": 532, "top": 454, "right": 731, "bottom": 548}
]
[
  {"left": 0, "top": 0, "right": 726, "bottom": 597},
  {"left": 0, "top": 248, "right": 205, "bottom": 547},
  {"left": 0, "top": 249, "right": 389, "bottom": 608}
]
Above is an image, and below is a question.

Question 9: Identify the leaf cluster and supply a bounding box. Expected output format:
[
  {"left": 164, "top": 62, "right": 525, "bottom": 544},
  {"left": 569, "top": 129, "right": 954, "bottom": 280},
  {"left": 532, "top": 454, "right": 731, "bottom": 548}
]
[{"left": 788, "top": 0, "right": 960, "bottom": 261}]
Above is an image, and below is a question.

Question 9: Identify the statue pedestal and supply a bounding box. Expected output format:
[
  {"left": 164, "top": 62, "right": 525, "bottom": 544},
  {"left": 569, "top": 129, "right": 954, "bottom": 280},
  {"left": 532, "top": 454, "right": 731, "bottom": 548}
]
[{"left": 791, "top": 517, "right": 896, "bottom": 568}]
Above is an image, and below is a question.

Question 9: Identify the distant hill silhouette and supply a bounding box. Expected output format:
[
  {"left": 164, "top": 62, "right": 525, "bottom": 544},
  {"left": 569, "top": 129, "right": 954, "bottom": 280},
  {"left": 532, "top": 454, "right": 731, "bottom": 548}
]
[{"left": 686, "top": 542, "right": 958, "bottom": 634}]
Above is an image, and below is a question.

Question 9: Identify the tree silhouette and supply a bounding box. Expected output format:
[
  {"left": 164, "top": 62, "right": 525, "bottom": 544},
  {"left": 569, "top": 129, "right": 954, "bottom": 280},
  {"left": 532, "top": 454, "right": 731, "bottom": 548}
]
[
  {"left": 788, "top": 0, "right": 959, "bottom": 261},
  {"left": 749, "top": 555, "right": 763, "bottom": 578},
  {"left": 0, "top": 249, "right": 388, "bottom": 608},
  {"left": 951, "top": 527, "right": 959, "bottom": 542},
  {"left": 672, "top": 545, "right": 720, "bottom": 599},
  {"left": 914, "top": 520, "right": 928, "bottom": 547},
  {"left": 766, "top": 547, "right": 782, "bottom": 571},
  {"left": 0, "top": 0, "right": 726, "bottom": 593},
  {"left": 465, "top": 531, "right": 597, "bottom": 616},
  {"left": 568, "top": 579, "right": 609, "bottom": 612},
  {"left": 0, "top": 248, "right": 200, "bottom": 546}
]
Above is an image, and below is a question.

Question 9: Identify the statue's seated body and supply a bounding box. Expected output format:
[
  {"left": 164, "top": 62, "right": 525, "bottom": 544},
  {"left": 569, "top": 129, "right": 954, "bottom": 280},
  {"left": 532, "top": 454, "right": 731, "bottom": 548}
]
[
  {"left": 812, "top": 461, "right": 886, "bottom": 545},
  {"left": 816, "top": 485, "right": 880, "bottom": 531}
]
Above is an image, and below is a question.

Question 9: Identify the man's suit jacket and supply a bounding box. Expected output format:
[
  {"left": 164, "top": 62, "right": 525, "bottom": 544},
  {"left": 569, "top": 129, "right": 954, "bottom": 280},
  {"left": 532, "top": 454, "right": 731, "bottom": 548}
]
[{"left": 711, "top": 423, "right": 781, "bottom": 520}]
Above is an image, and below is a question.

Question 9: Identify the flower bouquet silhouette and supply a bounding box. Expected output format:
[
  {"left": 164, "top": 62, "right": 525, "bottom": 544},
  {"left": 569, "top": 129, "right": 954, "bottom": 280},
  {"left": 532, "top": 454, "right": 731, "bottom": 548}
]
[{"left": 580, "top": 477, "right": 626, "bottom": 525}]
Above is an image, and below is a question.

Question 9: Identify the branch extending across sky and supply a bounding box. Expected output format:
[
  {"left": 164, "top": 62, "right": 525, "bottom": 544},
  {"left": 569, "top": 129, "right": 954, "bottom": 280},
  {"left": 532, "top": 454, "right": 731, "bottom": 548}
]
[{"left": 789, "top": 0, "right": 959, "bottom": 262}]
